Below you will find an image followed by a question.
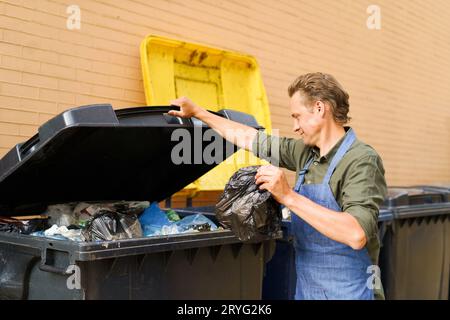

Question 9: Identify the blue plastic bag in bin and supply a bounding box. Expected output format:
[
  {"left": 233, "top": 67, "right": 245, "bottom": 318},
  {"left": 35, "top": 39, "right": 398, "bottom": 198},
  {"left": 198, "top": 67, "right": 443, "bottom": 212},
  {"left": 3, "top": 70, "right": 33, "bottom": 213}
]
[
  {"left": 139, "top": 202, "right": 171, "bottom": 236},
  {"left": 139, "top": 202, "right": 217, "bottom": 236}
]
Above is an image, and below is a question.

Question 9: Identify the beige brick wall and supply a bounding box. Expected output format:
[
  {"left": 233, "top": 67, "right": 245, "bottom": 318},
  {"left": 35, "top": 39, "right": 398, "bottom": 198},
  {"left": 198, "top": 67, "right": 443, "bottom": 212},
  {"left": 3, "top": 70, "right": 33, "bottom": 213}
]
[{"left": 1, "top": 0, "right": 449, "bottom": 189}]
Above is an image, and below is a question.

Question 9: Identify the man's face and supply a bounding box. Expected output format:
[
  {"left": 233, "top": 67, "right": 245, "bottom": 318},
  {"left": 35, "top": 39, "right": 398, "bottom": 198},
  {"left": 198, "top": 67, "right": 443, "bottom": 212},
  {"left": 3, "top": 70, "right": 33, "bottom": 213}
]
[{"left": 289, "top": 91, "right": 324, "bottom": 146}]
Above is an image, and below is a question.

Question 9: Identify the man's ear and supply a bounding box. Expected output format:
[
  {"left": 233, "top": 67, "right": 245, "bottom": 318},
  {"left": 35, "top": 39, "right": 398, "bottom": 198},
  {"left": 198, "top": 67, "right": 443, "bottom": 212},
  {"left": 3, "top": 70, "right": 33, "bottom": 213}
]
[{"left": 315, "top": 100, "right": 326, "bottom": 117}]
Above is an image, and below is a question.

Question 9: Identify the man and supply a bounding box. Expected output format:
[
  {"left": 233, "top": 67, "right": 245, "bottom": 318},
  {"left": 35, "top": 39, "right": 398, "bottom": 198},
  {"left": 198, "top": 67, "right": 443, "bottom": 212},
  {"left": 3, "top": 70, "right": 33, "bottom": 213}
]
[{"left": 169, "top": 72, "right": 387, "bottom": 300}]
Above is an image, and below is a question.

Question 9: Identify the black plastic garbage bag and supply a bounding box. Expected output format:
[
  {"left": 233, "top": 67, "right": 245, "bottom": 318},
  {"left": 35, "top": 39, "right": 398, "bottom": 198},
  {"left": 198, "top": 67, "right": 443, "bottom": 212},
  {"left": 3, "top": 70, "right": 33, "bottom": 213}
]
[
  {"left": 81, "top": 210, "right": 143, "bottom": 241},
  {"left": 215, "top": 166, "right": 282, "bottom": 242},
  {"left": 0, "top": 216, "right": 49, "bottom": 235}
]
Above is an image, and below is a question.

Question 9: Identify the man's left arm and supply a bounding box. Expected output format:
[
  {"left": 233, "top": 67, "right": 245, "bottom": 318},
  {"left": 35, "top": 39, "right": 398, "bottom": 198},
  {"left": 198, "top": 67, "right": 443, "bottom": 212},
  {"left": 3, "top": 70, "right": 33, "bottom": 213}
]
[{"left": 255, "top": 155, "right": 387, "bottom": 250}]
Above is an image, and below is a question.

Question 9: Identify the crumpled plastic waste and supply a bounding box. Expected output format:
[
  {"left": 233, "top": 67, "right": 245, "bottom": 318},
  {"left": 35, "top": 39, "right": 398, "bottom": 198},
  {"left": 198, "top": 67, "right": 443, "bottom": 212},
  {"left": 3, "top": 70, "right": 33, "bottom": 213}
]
[
  {"left": 29, "top": 224, "right": 82, "bottom": 241},
  {"left": 73, "top": 201, "right": 149, "bottom": 217},
  {"left": 44, "top": 224, "right": 82, "bottom": 241},
  {"left": 175, "top": 214, "right": 217, "bottom": 233},
  {"left": 3, "top": 200, "right": 219, "bottom": 241},
  {"left": 81, "top": 210, "right": 143, "bottom": 241},
  {"left": 139, "top": 202, "right": 217, "bottom": 236},
  {"left": 73, "top": 201, "right": 149, "bottom": 228},
  {"left": 159, "top": 214, "right": 218, "bottom": 236},
  {"left": 0, "top": 215, "right": 49, "bottom": 235},
  {"left": 111, "top": 201, "right": 150, "bottom": 215},
  {"left": 30, "top": 224, "right": 82, "bottom": 241},
  {"left": 22, "top": 201, "right": 148, "bottom": 242},
  {"left": 138, "top": 202, "right": 171, "bottom": 236},
  {"left": 215, "top": 165, "right": 282, "bottom": 242},
  {"left": 45, "top": 204, "right": 77, "bottom": 227}
]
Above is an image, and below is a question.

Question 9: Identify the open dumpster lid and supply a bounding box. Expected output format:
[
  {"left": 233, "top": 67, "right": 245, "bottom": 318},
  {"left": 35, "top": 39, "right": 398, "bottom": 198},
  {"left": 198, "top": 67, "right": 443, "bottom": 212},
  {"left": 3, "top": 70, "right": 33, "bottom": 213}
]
[
  {"left": 0, "top": 104, "right": 261, "bottom": 215},
  {"left": 140, "top": 35, "right": 272, "bottom": 192}
]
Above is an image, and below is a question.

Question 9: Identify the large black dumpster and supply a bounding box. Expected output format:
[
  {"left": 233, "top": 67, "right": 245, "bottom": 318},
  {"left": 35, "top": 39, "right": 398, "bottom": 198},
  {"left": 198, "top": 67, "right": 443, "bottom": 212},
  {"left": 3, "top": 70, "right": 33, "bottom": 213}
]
[
  {"left": 0, "top": 104, "right": 276, "bottom": 300},
  {"left": 261, "top": 218, "right": 296, "bottom": 300},
  {"left": 379, "top": 187, "right": 450, "bottom": 300}
]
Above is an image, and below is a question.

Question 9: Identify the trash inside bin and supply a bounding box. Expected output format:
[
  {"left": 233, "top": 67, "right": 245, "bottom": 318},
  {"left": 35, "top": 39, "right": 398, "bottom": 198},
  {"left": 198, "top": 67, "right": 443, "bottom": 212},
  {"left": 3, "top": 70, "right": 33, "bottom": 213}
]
[
  {"left": 0, "top": 103, "right": 277, "bottom": 300},
  {"left": 379, "top": 186, "right": 450, "bottom": 300},
  {"left": 0, "top": 215, "right": 49, "bottom": 235},
  {"left": 139, "top": 201, "right": 218, "bottom": 236}
]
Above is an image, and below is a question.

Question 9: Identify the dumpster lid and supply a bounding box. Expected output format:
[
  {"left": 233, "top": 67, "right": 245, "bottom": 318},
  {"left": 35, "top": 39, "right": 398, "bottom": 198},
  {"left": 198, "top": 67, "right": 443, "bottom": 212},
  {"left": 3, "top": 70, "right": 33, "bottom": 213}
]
[
  {"left": 383, "top": 186, "right": 448, "bottom": 207},
  {"left": 140, "top": 35, "right": 273, "bottom": 192},
  {"left": 0, "top": 104, "right": 261, "bottom": 215}
]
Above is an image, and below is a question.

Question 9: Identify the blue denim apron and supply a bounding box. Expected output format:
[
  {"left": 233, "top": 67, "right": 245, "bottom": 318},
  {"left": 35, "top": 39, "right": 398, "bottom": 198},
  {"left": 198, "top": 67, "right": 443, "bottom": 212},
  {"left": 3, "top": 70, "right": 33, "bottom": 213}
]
[{"left": 292, "top": 128, "right": 374, "bottom": 300}]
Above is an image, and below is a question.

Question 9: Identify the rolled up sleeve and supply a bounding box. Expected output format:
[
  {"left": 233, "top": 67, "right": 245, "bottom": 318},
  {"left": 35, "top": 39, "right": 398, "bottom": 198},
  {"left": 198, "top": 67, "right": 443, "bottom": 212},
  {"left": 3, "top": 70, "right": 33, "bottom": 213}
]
[{"left": 341, "top": 155, "right": 388, "bottom": 241}]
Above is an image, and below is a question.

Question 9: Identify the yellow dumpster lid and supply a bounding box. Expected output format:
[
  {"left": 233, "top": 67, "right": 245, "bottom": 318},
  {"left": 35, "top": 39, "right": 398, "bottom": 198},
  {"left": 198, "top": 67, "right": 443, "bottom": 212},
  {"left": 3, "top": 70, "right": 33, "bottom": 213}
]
[{"left": 140, "top": 35, "right": 271, "bottom": 193}]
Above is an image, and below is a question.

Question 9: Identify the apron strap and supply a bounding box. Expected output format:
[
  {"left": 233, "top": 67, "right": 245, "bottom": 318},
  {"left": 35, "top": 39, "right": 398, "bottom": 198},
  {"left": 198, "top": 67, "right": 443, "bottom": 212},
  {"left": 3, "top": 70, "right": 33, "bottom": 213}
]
[
  {"left": 322, "top": 128, "right": 356, "bottom": 184},
  {"left": 294, "top": 153, "right": 315, "bottom": 192}
]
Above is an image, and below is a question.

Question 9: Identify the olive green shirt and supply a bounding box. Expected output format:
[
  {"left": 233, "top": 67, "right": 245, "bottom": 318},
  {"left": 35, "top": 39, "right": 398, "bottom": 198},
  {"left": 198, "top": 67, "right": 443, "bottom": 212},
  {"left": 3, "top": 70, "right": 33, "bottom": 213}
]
[{"left": 252, "top": 127, "right": 387, "bottom": 300}]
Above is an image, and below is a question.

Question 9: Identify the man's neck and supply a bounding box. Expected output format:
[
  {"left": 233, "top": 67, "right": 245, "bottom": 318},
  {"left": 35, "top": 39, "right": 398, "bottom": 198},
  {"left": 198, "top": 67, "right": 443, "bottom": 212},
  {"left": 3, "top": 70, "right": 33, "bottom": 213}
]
[{"left": 316, "top": 125, "right": 346, "bottom": 157}]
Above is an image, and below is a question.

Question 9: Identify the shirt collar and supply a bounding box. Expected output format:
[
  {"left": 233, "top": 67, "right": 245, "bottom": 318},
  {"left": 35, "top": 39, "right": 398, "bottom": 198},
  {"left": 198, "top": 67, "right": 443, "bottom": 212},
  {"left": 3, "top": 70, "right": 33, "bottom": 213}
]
[{"left": 310, "top": 127, "right": 352, "bottom": 162}]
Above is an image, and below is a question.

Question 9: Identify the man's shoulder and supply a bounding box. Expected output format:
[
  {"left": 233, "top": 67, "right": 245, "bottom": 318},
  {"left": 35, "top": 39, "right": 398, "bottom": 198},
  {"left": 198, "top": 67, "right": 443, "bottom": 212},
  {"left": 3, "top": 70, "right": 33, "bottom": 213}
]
[{"left": 345, "top": 138, "right": 383, "bottom": 163}]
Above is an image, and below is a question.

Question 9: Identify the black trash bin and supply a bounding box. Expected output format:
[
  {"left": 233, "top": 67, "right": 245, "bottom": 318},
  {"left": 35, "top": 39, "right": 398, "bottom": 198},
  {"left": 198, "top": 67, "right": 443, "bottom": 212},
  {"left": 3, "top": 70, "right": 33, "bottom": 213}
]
[
  {"left": 379, "top": 187, "right": 450, "bottom": 300},
  {"left": 0, "top": 104, "right": 277, "bottom": 300},
  {"left": 417, "top": 184, "right": 450, "bottom": 202},
  {"left": 261, "top": 218, "right": 296, "bottom": 300}
]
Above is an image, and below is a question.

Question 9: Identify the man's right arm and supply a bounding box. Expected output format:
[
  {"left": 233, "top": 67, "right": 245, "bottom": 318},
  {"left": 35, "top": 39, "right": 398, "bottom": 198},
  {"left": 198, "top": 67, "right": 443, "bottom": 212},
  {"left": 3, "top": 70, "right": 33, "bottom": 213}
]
[
  {"left": 169, "top": 97, "right": 258, "bottom": 151},
  {"left": 169, "top": 97, "right": 305, "bottom": 171},
  {"left": 252, "top": 131, "right": 301, "bottom": 171}
]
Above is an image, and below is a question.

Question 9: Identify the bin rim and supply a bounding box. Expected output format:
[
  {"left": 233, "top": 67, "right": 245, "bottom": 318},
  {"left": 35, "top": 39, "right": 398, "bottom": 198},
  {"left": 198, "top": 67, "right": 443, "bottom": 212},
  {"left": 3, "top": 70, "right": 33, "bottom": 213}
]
[
  {"left": 0, "top": 228, "right": 251, "bottom": 262},
  {"left": 390, "top": 202, "right": 450, "bottom": 219}
]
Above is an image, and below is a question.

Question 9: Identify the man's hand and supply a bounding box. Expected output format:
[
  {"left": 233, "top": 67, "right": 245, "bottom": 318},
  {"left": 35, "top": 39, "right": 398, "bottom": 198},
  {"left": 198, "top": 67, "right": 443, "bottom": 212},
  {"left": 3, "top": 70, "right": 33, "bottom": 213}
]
[
  {"left": 169, "top": 97, "right": 205, "bottom": 118},
  {"left": 255, "top": 165, "right": 293, "bottom": 204},
  {"left": 167, "top": 96, "right": 258, "bottom": 151}
]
